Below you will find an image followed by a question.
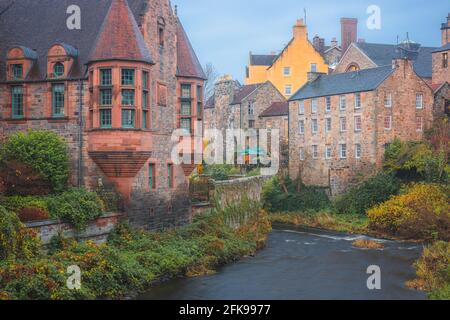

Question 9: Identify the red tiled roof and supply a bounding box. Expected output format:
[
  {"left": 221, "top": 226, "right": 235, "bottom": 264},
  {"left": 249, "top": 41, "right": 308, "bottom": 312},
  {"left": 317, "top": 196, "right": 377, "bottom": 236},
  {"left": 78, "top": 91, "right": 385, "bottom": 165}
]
[
  {"left": 260, "top": 101, "right": 289, "bottom": 118},
  {"left": 431, "top": 83, "right": 444, "bottom": 92},
  {"left": 89, "top": 0, "right": 153, "bottom": 64},
  {"left": 176, "top": 17, "right": 206, "bottom": 79}
]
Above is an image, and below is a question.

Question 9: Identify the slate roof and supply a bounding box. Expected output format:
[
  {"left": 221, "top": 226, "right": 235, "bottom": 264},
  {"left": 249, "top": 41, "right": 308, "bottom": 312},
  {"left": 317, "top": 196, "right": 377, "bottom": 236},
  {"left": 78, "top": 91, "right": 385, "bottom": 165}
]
[
  {"left": 260, "top": 101, "right": 289, "bottom": 118},
  {"left": 290, "top": 66, "right": 394, "bottom": 101},
  {"left": 176, "top": 17, "right": 206, "bottom": 79},
  {"left": 89, "top": 0, "right": 153, "bottom": 64},
  {"left": 231, "top": 84, "right": 262, "bottom": 104},
  {"left": 205, "top": 96, "right": 215, "bottom": 109},
  {"left": 432, "top": 43, "right": 450, "bottom": 53},
  {"left": 354, "top": 42, "right": 437, "bottom": 78},
  {"left": 249, "top": 54, "right": 277, "bottom": 66}
]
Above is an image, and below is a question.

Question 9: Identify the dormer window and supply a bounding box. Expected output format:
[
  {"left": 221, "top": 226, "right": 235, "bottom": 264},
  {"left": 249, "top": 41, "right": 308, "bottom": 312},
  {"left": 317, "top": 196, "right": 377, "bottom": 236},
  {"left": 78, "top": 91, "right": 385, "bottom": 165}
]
[
  {"left": 53, "top": 62, "right": 65, "bottom": 78},
  {"left": 11, "top": 64, "right": 23, "bottom": 80}
]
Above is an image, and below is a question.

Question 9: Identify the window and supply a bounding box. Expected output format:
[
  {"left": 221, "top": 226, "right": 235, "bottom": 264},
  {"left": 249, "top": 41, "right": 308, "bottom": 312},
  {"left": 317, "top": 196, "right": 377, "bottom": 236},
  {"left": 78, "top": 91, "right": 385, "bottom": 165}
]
[
  {"left": 180, "top": 118, "right": 191, "bottom": 133},
  {"left": 340, "top": 144, "right": 347, "bottom": 159},
  {"left": 149, "top": 163, "right": 156, "bottom": 189},
  {"left": 355, "top": 144, "right": 362, "bottom": 159},
  {"left": 354, "top": 115, "right": 362, "bottom": 132},
  {"left": 158, "top": 17, "right": 165, "bottom": 47},
  {"left": 311, "top": 119, "right": 318, "bottom": 134},
  {"left": 384, "top": 93, "right": 392, "bottom": 108},
  {"left": 122, "top": 90, "right": 135, "bottom": 106},
  {"left": 354, "top": 93, "right": 361, "bottom": 109},
  {"left": 310, "top": 63, "right": 317, "bottom": 73},
  {"left": 416, "top": 116, "right": 423, "bottom": 132},
  {"left": 142, "top": 71, "right": 149, "bottom": 89},
  {"left": 384, "top": 116, "right": 392, "bottom": 130},
  {"left": 299, "top": 120, "right": 305, "bottom": 135},
  {"left": 298, "top": 101, "right": 305, "bottom": 114},
  {"left": 11, "top": 86, "right": 24, "bottom": 119},
  {"left": 300, "top": 148, "right": 305, "bottom": 161},
  {"left": 325, "top": 118, "right": 332, "bottom": 132},
  {"left": 339, "top": 95, "right": 346, "bottom": 110},
  {"left": 100, "top": 89, "right": 112, "bottom": 106},
  {"left": 122, "top": 109, "right": 135, "bottom": 128},
  {"left": 142, "top": 91, "right": 149, "bottom": 109},
  {"left": 248, "top": 102, "right": 254, "bottom": 115},
  {"left": 100, "top": 109, "right": 112, "bottom": 128},
  {"left": 121, "top": 69, "right": 135, "bottom": 86},
  {"left": 283, "top": 67, "right": 291, "bottom": 76},
  {"left": 443, "top": 53, "right": 448, "bottom": 68},
  {"left": 416, "top": 94, "right": 423, "bottom": 109},
  {"left": 101, "top": 69, "right": 112, "bottom": 86},
  {"left": 311, "top": 98, "right": 318, "bottom": 114},
  {"left": 284, "top": 85, "right": 292, "bottom": 96},
  {"left": 249, "top": 120, "right": 255, "bottom": 128},
  {"left": 340, "top": 117, "right": 347, "bottom": 132},
  {"left": 52, "top": 84, "right": 65, "bottom": 117},
  {"left": 325, "top": 97, "right": 331, "bottom": 113},
  {"left": 167, "top": 164, "right": 174, "bottom": 190},
  {"left": 142, "top": 110, "right": 149, "bottom": 129},
  {"left": 181, "top": 101, "right": 191, "bottom": 116},
  {"left": 312, "top": 145, "right": 319, "bottom": 159},
  {"left": 325, "top": 146, "right": 332, "bottom": 160},
  {"left": 181, "top": 84, "right": 192, "bottom": 99},
  {"left": 11, "top": 64, "right": 23, "bottom": 80},
  {"left": 142, "top": 71, "right": 149, "bottom": 110},
  {"left": 53, "top": 63, "right": 64, "bottom": 78},
  {"left": 197, "top": 86, "right": 203, "bottom": 119}
]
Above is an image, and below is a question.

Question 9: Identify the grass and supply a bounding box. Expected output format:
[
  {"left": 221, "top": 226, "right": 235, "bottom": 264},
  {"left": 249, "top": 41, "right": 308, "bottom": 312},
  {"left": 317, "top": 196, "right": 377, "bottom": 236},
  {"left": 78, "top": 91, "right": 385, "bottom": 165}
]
[
  {"left": 352, "top": 239, "right": 385, "bottom": 250},
  {"left": 270, "top": 211, "right": 369, "bottom": 235}
]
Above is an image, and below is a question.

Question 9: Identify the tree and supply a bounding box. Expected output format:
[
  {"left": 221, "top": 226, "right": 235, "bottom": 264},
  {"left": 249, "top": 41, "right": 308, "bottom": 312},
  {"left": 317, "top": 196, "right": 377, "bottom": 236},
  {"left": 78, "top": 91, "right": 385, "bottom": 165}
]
[{"left": 204, "top": 62, "right": 218, "bottom": 99}]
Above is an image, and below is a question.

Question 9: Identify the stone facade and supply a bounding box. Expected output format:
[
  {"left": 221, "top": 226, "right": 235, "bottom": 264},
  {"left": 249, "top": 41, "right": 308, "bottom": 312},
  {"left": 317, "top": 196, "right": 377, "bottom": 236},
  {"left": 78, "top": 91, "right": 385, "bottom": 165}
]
[
  {"left": 333, "top": 43, "right": 377, "bottom": 74},
  {"left": 289, "top": 59, "right": 434, "bottom": 195},
  {"left": 0, "top": 0, "right": 205, "bottom": 231}
]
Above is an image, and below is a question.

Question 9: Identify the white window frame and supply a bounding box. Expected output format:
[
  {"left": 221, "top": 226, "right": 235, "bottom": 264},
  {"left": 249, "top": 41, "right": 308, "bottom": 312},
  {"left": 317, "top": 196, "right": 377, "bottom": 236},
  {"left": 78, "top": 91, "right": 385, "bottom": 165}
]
[
  {"left": 312, "top": 145, "right": 318, "bottom": 159},
  {"left": 354, "top": 115, "right": 362, "bottom": 132},
  {"left": 355, "top": 144, "right": 362, "bottom": 159},
  {"left": 325, "top": 97, "right": 331, "bottom": 113},
  {"left": 283, "top": 67, "right": 291, "bottom": 77},
  {"left": 285, "top": 85, "right": 292, "bottom": 96},
  {"left": 325, "top": 117, "right": 332, "bottom": 133},
  {"left": 354, "top": 93, "right": 361, "bottom": 109},
  {"left": 416, "top": 116, "right": 423, "bottom": 132},
  {"left": 311, "top": 98, "right": 318, "bottom": 114},
  {"left": 311, "top": 119, "right": 318, "bottom": 134},
  {"left": 384, "top": 93, "right": 392, "bottom": 108},
  {"left": 325, "top": 146, "right": 332, "bottom": 160},
  {"left": 416, "top": 93, "right": 423, "bottom": 109},
  {"left": 384, "top": 116, "right": 392, "bottom": 130},
  {"left": 340, "top": 117, "right": 347, "bottom": 132},
  {"left": 339, "top": 95, "right": 346, "bottom": 110},
  {"left": 310, "top": 63, "right": 317, "bottom": 73},
  {"left": 299, "top": 120, "right": 305, "bottom": 135},
  {"left": 340, "top": 144, "right": 347, "bottom": 159},
  {"left": 298, "top": 100, "right": 305, "bottom": 115},
  {"left": 300, "top": 147, "right": 305, "bottom": 161}
]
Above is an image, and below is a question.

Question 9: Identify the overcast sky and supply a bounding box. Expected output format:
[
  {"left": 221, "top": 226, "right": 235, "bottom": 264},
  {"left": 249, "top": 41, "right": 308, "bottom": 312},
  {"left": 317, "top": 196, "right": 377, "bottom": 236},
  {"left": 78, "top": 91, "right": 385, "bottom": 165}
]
[{"left": 175, "top": 0, "right": 448, "bottom": 82}]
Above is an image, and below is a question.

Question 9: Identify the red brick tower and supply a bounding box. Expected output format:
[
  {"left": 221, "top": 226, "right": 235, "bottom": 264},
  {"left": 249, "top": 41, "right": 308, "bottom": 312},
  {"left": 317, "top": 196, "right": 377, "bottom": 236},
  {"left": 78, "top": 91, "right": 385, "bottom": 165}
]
[{"left": 341, "top": 18, "right": 358, "bottom": 53}]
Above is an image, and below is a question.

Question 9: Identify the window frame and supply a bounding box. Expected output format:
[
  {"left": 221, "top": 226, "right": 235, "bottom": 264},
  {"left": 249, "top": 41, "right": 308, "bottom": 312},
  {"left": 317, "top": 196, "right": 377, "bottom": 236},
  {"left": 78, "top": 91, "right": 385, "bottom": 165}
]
[
  {"left": 100, "top": 68, "right": 112, "bottom": 86},
  {"left": 283, "top": 67, "right": 291, "bottom": 77},
  {"left": 325, "top": 146, "right": 332, "bottom": 160},
  {"left": 311, "top": 98, "right": 318, "bottom": 114},
  {"left": 11, "top": 85, "right": 24, "bottom": 119},
  {"left": 340, "top": 144, "right": 347, "bottom": 159},
  {"left": 311, "top": 119, "right": 318, "bottom": 134},
  {"left": 384, "top": 116, "right": 392, "bottom": 130},
  {"left": 284, "top": 85, "right": 292, "bottom": 96},
  {"left": 443, "top": 52, "right": 448, "bottom": 68},
  {"left": 121, "top": 89, "right": 135, "bottom": 107},
  {"left": 355, "top": 143, "right": 362, "bottom": 159},
  {"left": 167, "top": 163, "right": 174, "bottom": 190},
  {"left": 339, "top": 95, "right": 346, "bottom": 111},
  {"left": 298, "top": 100, "right": 305, "bottom": 115},
  {"left": 416, "top": 93, "right": 423, "bottom": 110},
  {"left": 121, "top": 68, "right": 135, "bottom": 86},
  {"left": 325, "top": 117, "right": 332, "bottom": 133},
  {"left": 354, "top": 115, "right": 362, "bottom": 132},
  {"left": 354, "top": 93, "right": 361, "bottom": 109},
  {"left": 53, "top": 62, "right": 65, "bottom": 78},
  {"left": 340, "top": 117, "right": 347, "bottom": 132},
  {"left": 121, "top": 109, "right": 135, "bottom": 129},
  {"left": 299, "top": 120, "right": 305, "bottom": 135},
  {"left": 100, "top": 108, "right": 112, "bottom": 128},
  {"left": 325, "top": 97, "right": 331, "bottom": 113},
  {"left": 11, "top": 64, "right": 23, "bottom": 80},
  {"left": 312, "top": 145, "right": 319, "bottom": 159},
  {"left": 149, "top": 163, "right": 156, "bottom": 190},
  {"left": 384, "top": 93, "right": 392, "bottom": 108},
  {"left": 52, "top": 83, "right": 65, "bottom": 117}
]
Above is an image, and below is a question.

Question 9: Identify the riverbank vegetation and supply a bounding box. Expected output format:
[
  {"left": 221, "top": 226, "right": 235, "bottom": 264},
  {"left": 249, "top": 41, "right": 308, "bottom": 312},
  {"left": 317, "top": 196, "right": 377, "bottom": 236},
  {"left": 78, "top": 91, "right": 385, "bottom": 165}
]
[
  {"left": 264, "top": 123, "right": 450, "bottom": 299},
  {"left": 0, "top": 202, "right": 271, "bottom": 300}
]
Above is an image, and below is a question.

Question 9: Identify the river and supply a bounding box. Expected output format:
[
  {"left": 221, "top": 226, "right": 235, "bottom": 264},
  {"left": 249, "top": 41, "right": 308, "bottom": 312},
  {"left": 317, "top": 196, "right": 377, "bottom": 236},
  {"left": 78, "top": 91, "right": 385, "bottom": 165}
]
[{"left": 139, "top": 225, "right": 426, "bottom": 300}]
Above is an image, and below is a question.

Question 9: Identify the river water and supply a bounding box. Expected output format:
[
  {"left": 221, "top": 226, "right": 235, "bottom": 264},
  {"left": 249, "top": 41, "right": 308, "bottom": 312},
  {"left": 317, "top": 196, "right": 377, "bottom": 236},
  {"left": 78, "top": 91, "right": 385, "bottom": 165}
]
[{"left": 139, "top": 225, "right": 426, "bottom": 300}]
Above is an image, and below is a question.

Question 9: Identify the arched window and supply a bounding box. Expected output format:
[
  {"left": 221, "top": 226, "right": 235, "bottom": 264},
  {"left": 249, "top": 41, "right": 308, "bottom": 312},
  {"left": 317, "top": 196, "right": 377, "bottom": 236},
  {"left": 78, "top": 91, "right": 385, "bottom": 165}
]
[
  {"left": 346, "top": 63, "right": 360, "bottom": 72},
  {"left": 157, "top": 17, "right": 165, "bottom": 47},
  {"left": 53, "top": 62, "right": 65, "bottom": 77}
]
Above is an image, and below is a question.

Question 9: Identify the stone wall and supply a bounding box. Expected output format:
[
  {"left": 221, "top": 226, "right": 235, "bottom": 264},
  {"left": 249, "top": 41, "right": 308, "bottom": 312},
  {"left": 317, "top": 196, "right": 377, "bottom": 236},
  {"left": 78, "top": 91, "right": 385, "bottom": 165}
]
[
  {"left": 25, "top": 213, "right": 122, "bottom": 246},
  {"left": 334, "top": 44, "right": 377, "bottom": 74},
  {"left": 213, "top": 175, "right": 270, "bottom": 209}
]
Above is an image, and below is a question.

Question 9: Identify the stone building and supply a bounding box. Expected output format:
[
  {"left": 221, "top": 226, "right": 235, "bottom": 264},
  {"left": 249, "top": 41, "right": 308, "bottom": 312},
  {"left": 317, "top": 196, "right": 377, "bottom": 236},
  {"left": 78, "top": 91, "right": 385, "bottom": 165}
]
[
  {"left": 0, "top": 0, "right": 206, "bottom": 230},
  {"left": 288, "top": 58, "right": 434, "bottom": 195},
  {"left": 245, "top": 19, "right": 328, "bottom": 98}
]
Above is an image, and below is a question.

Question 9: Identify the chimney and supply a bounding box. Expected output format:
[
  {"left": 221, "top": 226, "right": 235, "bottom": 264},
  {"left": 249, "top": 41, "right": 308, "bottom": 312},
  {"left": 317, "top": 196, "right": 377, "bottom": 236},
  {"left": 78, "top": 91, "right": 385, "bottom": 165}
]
[
  {"left": 341, "top": 18, "right": 358, "bottom": 53},
  {"left": 215, "top": 75, "right": 235, "bottom": 104},
  {"left": 441, "top": 13, "right": 450, "bottom": 46},
  {"left": 293, "top": 19, "right": 307, "bottom": 40},
  {"left": 331, "top": 37, "right": 338, "bottom": 48},
  {"left": 313, "top": 35, "right": 325, "bottom": 53}
]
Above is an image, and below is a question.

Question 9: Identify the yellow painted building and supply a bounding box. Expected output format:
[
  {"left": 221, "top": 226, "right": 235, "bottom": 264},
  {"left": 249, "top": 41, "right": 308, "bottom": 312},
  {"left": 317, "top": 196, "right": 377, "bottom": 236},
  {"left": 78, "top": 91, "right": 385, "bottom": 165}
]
[{"left": 245, "top": 19, "right": 328, "bottom": 98}]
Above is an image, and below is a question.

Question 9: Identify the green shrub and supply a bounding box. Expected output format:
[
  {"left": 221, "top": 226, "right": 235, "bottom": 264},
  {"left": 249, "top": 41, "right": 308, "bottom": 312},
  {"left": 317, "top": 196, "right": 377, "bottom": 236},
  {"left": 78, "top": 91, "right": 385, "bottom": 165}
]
[
  {"left": 333, "top": 173, "right": 400, "bottom": 215},
  {"left": 0, "top": 196, "right": 49, "bottom": 214},
  {"left": 263, "top": 176, "right": 330, "bottom": 213},
  {"left": 0, "top": 205, "right": 40, "bottom": 260},
  {"left": 47, "top": 188, "right": 105, "bottom": 230},
  {"left": 368, "top": 183, "right": 450, "bottom": 240},
  {"left": 384, "top": 138, "right": 448, "bottom": 183},
  {"left": 0, "top": 130, "right": 69, "bottom": 193}
]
